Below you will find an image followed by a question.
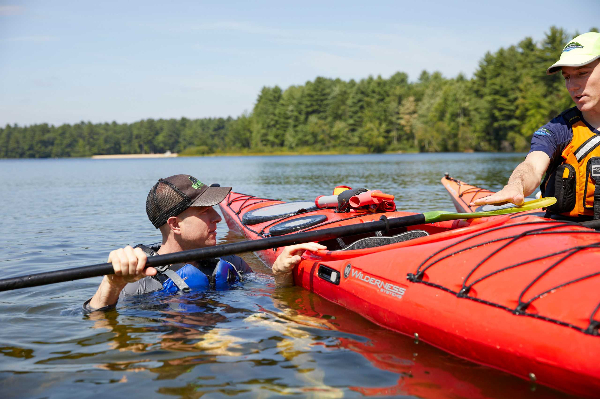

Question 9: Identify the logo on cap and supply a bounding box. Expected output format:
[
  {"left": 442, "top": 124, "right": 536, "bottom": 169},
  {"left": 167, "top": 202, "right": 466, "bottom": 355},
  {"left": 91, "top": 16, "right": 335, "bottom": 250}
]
[
  {"left": 188, "top": 176, "right": 205, "bottom": 190},
  {"left": 563, "top": 42, "right": 584, "bottom": 52}
]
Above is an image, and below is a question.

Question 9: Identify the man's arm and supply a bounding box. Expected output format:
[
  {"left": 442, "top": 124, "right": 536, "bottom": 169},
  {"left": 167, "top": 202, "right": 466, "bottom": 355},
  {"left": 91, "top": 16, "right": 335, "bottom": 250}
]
[
  {"left": 271, "top": 242, "right": 327, "bottom": 287},
  {"left": 471, "top": 151, "right": 551, "bottom": 206},
  {"left": 88, "top": 246, "right": 157, "bottom": 310}
]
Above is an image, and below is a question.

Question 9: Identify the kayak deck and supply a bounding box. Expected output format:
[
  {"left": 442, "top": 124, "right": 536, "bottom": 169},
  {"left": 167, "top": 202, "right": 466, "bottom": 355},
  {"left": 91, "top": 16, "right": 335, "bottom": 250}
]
[
  {"left": 222, "top": 191, "right": 510, "bottom": 264},
  {"left": 219, "top": 185, "right": 600, "bottom": 398}
]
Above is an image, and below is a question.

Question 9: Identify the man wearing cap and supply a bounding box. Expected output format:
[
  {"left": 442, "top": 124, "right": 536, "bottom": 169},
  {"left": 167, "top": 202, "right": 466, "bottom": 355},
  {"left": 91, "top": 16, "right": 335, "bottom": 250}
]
[
  {"left": 85, "top": 174, "right": 325, "bottom": 312},
  {"left": 473, "top": 31, "right": 600, "bottom": 219}
]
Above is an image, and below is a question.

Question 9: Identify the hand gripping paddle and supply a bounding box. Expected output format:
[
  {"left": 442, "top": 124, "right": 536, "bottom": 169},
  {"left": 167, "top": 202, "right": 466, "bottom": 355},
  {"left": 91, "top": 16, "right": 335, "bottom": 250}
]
[{"left": 0, "top": 197, "right": 556, "bottom": 292}]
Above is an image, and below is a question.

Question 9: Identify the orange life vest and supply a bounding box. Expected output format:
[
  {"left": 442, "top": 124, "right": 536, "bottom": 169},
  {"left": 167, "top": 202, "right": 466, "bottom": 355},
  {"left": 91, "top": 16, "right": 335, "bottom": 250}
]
[{"left": 544, "top": 107, "right": 600, "bottom": 218}]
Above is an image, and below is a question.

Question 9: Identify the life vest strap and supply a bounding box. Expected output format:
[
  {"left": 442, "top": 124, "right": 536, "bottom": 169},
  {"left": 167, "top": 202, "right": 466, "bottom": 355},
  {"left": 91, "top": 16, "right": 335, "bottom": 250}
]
[
  {"left": 136, "top": 244, "right": 242, "bottom": 292},
  {"left": 135, "top": 244, "right": 192, "bottom": 292},
  {"left": 575, "top": 135, "right": 600, "bottom": 162},
  {"left": 156, "top": 265, "right": 191, "bottom": 293},
  {"left": 540, "top": 108, "right": 580, "bottom": 199}
]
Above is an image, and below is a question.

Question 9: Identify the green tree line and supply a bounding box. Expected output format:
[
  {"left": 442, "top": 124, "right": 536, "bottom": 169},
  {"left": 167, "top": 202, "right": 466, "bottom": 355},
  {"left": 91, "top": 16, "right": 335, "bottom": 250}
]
[{"left": 1, "top": 26, "right": 597, "bottom": 158}]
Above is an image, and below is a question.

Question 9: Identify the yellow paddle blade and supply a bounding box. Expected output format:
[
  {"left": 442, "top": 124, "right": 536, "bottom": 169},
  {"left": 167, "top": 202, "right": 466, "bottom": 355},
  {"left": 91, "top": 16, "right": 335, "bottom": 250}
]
[
  {"left": 424, "top": 197, "right": 556, "bottom": 223},
  {"left": 464, "top": 196, "right": 556, "bottom": 218}
]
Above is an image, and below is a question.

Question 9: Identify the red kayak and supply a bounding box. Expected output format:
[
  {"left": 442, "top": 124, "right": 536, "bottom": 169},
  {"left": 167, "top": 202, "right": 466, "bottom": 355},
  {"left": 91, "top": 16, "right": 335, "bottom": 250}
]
[{"left": 220, "top": 182, "right": 600, "bottom": 398}]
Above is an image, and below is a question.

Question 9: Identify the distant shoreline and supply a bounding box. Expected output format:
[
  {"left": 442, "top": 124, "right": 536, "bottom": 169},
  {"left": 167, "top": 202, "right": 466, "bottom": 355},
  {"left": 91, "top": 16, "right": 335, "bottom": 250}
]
[
  {"left": 91, "top": 153, "right": 178, "bottom": 159},
  {"left": 88, "top": 149, "right": 482, "bottom": 159}
]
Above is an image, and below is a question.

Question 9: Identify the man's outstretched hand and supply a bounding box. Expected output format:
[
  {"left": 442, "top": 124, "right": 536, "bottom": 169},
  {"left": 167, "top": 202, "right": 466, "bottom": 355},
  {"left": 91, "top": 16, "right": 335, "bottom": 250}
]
[
  {"left": 471, "top": 184, "right": 525, "bottom": 206},
  {"left": 471, "top": 151, "right": 550, "bottom": 207}
]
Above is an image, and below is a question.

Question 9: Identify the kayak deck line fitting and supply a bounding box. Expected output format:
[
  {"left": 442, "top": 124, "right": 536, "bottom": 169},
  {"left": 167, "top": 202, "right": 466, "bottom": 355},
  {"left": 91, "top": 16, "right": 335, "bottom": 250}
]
[
  {"left": 407, "top": 218, "right": 600, "bottom": 335},
  {"left": 228, "top": 193, "right": 278, "bottom": 215},
  {"left": 443, "top": 173, "right": 495, "bottom": 210},
  {"left": 221, "top": 183, "right": 600, "bottom": 398},
  {"left": 225, "top": 192, "right": 385, "bottom": 240}
]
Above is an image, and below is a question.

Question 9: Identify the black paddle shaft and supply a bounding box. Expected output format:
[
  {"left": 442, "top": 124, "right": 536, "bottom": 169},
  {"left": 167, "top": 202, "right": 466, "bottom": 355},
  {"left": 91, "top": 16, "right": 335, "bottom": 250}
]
[{"left": 0, "top": 213, "right": 426, "bottom": 292}]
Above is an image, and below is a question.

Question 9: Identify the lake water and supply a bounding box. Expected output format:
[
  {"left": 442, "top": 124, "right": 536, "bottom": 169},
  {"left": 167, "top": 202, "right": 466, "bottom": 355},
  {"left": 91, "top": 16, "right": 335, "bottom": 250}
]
[{"left": 0, "top": 154, "right": 578, "bottom": 398}]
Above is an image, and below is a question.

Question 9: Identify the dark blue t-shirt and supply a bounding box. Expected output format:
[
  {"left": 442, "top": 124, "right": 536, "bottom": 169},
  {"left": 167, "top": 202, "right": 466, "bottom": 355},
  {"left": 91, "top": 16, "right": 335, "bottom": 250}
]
[
  {"left": 529, "top": 111, "right": 600, "bottom": 173},
  {"left": 529, "top": 113, "right": 571, "bottom": 161}
]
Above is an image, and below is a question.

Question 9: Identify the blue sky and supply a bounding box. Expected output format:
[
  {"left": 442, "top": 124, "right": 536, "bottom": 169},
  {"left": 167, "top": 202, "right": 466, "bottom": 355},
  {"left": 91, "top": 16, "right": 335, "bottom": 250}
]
[{"left": 1, "top": 0, "right": 599, "bottom": 127}]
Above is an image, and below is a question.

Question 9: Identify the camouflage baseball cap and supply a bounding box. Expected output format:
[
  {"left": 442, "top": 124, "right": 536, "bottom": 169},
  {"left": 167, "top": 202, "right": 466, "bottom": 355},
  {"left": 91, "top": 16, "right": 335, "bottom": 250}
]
[{"left": 146, "top": 174, "right": 231, "bottom": 228}]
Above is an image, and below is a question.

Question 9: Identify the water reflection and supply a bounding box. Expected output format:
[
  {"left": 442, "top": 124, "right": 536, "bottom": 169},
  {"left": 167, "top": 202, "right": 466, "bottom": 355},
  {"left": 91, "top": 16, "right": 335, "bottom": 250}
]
[
  {"left": 73, "top": 283, "right": 573, "bottom": 399},
  {"left": 0, "top": 155, "right": 578, "bottom": 399}
]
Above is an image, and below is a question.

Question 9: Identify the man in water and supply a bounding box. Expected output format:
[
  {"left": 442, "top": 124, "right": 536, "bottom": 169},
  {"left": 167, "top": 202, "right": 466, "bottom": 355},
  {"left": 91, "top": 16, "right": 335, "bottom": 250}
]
[
  {"left": 473, "top": 32, "right": 600, "bottom": 220},
  {"left": 85, "top": 174, "right": 324, "bottom": 312}
]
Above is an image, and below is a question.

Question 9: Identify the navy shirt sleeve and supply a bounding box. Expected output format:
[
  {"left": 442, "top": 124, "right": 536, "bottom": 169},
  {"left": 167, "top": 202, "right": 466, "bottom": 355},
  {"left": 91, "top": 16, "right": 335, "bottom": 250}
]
[{"left": 529, "top": 113, "right": 573, "bottom": 163}]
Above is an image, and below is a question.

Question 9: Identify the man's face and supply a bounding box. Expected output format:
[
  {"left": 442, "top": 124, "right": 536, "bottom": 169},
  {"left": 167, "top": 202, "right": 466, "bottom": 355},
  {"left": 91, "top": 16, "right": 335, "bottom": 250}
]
[
  {"left": 176, "top": 206, "right": 222, "bottom": 249},
  {"left": 562, "top": 59, "right": 600, "bottom": 115}
]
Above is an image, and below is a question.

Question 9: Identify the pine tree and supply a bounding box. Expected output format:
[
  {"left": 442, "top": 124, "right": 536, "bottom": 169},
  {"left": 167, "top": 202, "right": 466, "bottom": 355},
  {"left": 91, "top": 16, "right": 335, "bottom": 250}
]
[{"left": 398, "top": 96, "right": 417, "bottom": 149}]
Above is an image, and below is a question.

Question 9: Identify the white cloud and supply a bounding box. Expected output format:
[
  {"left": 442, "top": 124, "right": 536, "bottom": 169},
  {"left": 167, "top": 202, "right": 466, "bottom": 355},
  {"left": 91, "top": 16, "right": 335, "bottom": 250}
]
[
  {"left": 296, "top": 46, "right": 470, "bottom": 83},
  {"left": 3, "top": 36, "right": 58, "bottom": 42},
  {"left": 160, "top": 74, "right": 261, "bottom": 96},
  {"left": 166, "top": 21, "right": 480, "bottom": 78},
  {"left": 191, "top": 44, "right": 255, "bottom": 57},
  {"left": 188, "top": 21, "right": 288, "bottom": 37},
  {"left": 0, "top": 5, "right": 24, "bottom": 16},
  {"left": 139, "top": 20, "right": 290, "bottom": 38}
]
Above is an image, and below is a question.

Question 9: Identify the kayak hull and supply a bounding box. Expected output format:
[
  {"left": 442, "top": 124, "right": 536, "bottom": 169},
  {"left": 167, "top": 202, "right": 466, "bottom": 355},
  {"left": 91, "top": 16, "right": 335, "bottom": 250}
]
[{"left": 220, "top": 187, "right": 600, "bottom": 398}]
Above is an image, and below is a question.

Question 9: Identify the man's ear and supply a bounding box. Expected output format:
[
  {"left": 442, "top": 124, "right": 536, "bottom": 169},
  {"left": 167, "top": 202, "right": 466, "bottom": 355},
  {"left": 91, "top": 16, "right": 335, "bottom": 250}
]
[{"left": 166, "top": 216, "right": 181, "bottom": 234}]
